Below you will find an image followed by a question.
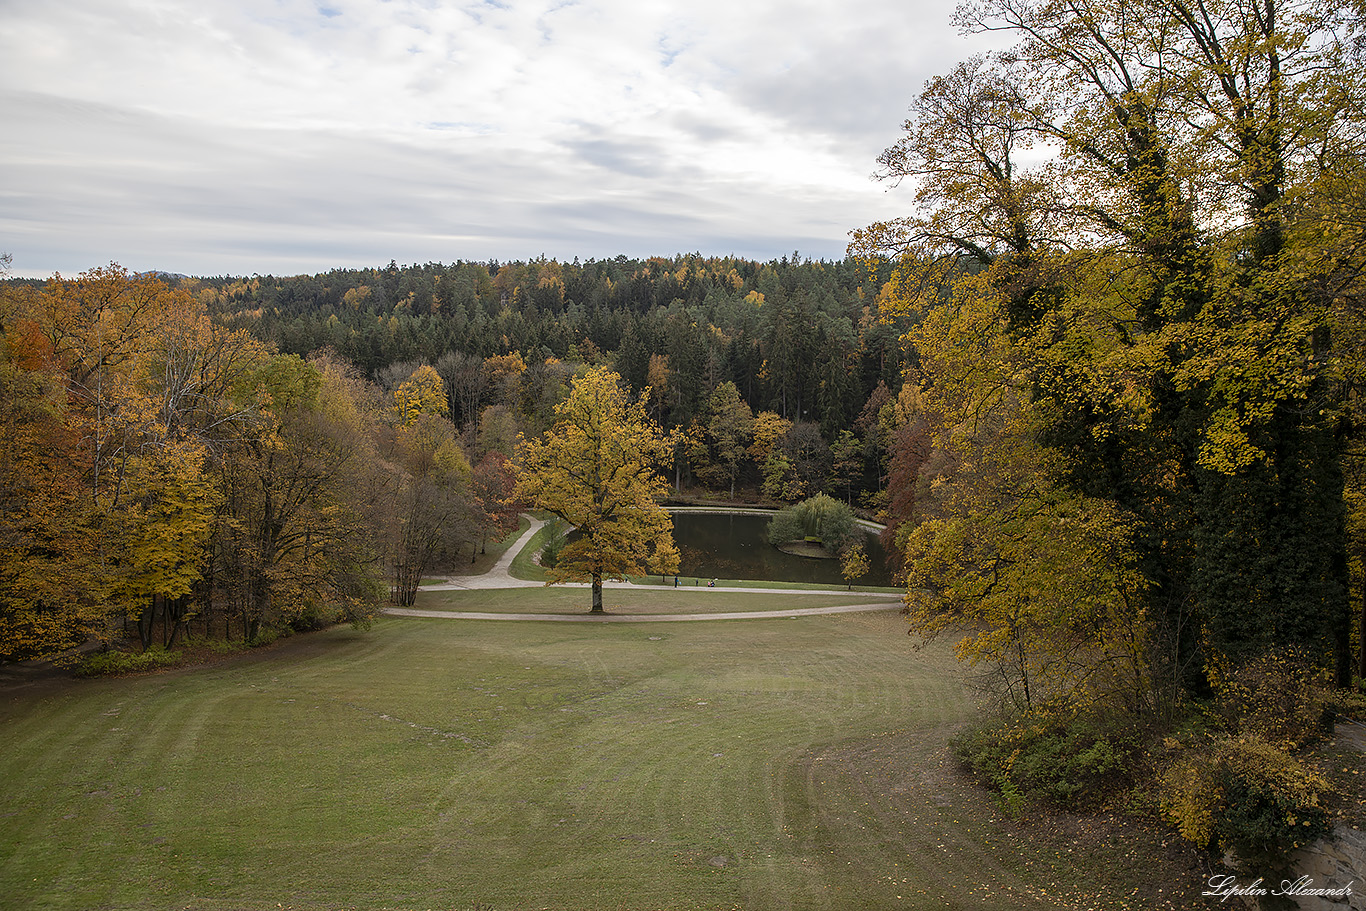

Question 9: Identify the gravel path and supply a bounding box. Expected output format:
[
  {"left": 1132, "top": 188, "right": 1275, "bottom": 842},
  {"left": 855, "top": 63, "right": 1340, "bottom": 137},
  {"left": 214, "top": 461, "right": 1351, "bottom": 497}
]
[
  {"left": 387, "top": 603, "right": 902, "bottom": 622},
  {"left": 419, "top": 515, "right": 549, "bottom": 590}
]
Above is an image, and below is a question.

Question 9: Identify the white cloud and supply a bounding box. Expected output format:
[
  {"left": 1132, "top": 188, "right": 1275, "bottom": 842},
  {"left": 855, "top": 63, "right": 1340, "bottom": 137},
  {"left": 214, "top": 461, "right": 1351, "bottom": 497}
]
[{"left": 0, "top": 0, "right": 991, "bottom": 277}]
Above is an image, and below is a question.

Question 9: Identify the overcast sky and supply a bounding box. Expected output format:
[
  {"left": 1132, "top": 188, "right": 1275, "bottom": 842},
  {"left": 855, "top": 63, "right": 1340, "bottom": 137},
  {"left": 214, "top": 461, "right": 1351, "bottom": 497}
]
[{"left": 1, "top": 0, "right": 987, "bottom": 278}]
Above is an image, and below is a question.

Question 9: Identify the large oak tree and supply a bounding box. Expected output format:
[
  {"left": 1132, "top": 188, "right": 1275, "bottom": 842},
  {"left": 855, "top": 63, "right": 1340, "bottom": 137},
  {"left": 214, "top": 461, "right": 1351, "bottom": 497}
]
[{"left": 515, "top": 367, "right": 678, "bottom": 613}]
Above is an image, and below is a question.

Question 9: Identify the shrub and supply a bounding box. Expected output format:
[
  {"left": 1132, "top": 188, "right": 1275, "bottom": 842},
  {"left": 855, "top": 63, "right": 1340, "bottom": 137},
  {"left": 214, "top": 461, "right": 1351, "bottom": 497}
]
[
  {"left": 289, "top": 601, "right": 337, "bottom": 632},
  {"left": 1159, "top": 735, "right": 1330, "bottom": 864},
  {"left": 766, "top": 510, "right": 804, "bottom": 547},
  {"left": 1215, "top": 650, "right": 1332, "bottom": 750},
  {"left": 76, "top": 647, "right": 185, "bottom": 677},
  {"left": 952, "top": 712, "right": 1140, "bottom": 813}
]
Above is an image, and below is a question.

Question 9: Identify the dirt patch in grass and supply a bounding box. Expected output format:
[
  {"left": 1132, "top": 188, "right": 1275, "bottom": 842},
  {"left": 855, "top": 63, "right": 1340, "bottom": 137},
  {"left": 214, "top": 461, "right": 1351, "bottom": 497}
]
[{"left": 775, "top": 541, "right": 836, "bottom": 559}]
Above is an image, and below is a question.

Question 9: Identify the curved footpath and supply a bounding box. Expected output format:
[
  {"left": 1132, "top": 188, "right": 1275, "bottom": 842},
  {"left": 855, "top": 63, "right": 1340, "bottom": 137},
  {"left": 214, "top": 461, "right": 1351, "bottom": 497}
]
[{"left": 388, "top": 515, "right": 904, "bottom": 623}]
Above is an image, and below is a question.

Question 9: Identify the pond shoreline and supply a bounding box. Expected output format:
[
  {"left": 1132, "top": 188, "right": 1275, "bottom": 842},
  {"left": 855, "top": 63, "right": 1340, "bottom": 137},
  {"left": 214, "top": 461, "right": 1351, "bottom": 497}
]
[{"left": 665, "top": 504, "right": 886, "bottom": 532}]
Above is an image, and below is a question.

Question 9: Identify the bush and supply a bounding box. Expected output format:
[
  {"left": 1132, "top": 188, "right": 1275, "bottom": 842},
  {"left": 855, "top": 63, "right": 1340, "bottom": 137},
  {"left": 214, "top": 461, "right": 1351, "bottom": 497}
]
[
  {"left": 76, "top": 647, "right": 185, "bottom": 677},
  {"left": 1214, "top": 650, "right": 1333, "bottom": 750},
  {"left": 766, "top": 510, "right": 804, "bottom": 547},
  {"left": 1160, "top": 735, "right": 1330, "bottom": 865},
  {"left": 952, "top": 712, "right": 1141, "bottom": 814},
  {"left": 289, "top": 601, "right": 337, "bottom": 632}
]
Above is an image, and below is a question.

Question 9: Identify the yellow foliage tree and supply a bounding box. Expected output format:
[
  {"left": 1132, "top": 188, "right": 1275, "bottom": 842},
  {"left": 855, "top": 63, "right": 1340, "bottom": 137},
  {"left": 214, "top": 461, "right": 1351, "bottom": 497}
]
[
  {"left": 393, "top": 364, "right": 449, "bottom": 427},
  {"left": 515, "top": 367, "right": 678, "bottom": 612},
  {"left": 0, "top": 345, "right": 96, "bottom": 661},
  {"left": 748, "top": 411, "right": 791, "bottom": 476},
  {"left": 109, "top": 440, "right": 221, "bottom": 650},
  {"left": 895, "top": 269, "right": 1155, "bottom": 714},
  {"left": 1, "top": 265, "right": 265, "bottom": 655}
]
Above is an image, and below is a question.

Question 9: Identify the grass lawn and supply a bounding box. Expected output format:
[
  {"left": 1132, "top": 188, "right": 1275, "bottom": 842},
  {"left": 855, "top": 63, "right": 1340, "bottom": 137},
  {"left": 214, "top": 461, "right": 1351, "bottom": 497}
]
[
  {"left": 0, "top": 608, "right": 1204, "bottom": 911},
  {"left": 411, "top": 587, "right": 900, "bottom": 615}
]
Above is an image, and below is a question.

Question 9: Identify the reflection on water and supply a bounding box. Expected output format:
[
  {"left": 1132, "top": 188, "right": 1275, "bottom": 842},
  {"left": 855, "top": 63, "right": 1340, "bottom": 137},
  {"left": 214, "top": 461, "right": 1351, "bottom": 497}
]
[{"left": 669, "top": 512, "right": 894, "bottom": 587}]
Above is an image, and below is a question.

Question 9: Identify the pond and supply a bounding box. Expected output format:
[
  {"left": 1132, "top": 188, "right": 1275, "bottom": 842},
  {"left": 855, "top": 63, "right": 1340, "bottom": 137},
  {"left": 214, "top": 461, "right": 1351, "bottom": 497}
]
[{"left": 668, "top": 511, "right": 896, "bottom": 587}]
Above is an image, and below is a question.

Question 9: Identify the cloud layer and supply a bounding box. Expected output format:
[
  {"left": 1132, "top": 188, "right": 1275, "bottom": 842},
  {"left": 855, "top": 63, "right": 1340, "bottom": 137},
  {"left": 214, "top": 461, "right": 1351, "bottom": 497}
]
[{"left": 0, "top": 0, "right": 983, "bottom": 277}]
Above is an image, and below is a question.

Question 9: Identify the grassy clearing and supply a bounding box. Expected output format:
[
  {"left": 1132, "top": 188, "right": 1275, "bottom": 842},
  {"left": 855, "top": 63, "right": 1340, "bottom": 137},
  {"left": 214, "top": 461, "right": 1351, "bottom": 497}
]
[{"left": 0, "top": 610, "right": 1205, "bottom": 911}]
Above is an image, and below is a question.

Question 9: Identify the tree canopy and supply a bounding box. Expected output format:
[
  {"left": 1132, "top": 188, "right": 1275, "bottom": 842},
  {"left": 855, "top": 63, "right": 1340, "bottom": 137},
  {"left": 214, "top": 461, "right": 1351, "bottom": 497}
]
[
  {"left": 857, "top": 0, "right": 1364, "bottom": 702},
  {"left": 514, "top": 367, "right": 679, "bottom": 612}
]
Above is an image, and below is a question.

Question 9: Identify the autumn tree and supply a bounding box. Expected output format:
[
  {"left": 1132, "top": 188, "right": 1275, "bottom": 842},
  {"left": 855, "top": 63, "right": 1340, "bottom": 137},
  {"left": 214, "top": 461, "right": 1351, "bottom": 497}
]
[
  {"left": 393, "top": 364, "right": 449, "bottom": 427},
  {"left": 763, "top": 422, "right": 831, "bottom": 502},
  {"left": 112, "top": 441, "right": 221, "bottom": 650},
  {"left": 748, "top": 411, "right": 791, "bottom": 484},
  {"left": 1, "top": 266, "right": 265, "bottom": 654},
  {"left": 483, "top": 353, "right": 526, "bottom": 408},
  {"left": 212, "top": 353, "right": 383, "bottom": 640},
  {"left": 859, "top": 0, "right": 1361, "bottom": 695},
  {"left": 840, "top": 541, "right": 869, "bottom": 591},
  {"left": 384, "top": 413, "right": 473, "bottom": 606},
  {"left": 0, "top": 321, "right": 96, "bottom": 660},
  {"left": 515, "top": 367, "right": 678, "bottom": 612},
  {"left": 702, "top": 382, "right": 754, "bottom": 498},
  {"left": 892, "top": 270, "right": 1154, "bottom": 711},
  {"left": 646, "top": 353, "right": 672, "bottom": 423},
  {"left": 471, "top": 450, "right": 521, "bottom": 558}
]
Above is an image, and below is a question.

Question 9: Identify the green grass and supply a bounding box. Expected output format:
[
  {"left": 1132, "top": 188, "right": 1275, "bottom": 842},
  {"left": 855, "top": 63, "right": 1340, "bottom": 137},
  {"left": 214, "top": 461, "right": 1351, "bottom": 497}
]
[
  {"left": 0, "top": 608, "right": 1205, "bottom": 911},
  {"left": 412, "top": 587, "right": 899, "bottom": 615},
  {"left": 508, "top": 518, "right": 555, "bottom": 582}
]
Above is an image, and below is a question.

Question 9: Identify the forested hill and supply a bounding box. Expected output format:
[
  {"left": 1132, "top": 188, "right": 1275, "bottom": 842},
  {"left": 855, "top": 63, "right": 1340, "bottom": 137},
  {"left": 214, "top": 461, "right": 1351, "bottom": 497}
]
[{"left": 186, "top": 254, "right": 910, "bottom": 440}]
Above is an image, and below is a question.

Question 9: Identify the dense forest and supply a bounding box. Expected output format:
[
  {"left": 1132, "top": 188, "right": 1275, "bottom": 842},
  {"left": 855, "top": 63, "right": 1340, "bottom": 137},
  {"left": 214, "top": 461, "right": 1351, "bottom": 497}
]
[
  {"left": 191, "top": 252, "right": 920, "bottom": 510},
  {"left": 185, "top": 252, "right": 921, "bottom": 509},
  {"left": 197, "top": 253, "right": 909, "bottom": 451}
]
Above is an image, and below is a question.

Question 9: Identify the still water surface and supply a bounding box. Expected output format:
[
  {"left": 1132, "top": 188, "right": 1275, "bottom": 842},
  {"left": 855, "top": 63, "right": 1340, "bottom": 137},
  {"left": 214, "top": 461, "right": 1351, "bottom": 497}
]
[{"left": 668, "top": 512, "right": 894, "bottom": 587}]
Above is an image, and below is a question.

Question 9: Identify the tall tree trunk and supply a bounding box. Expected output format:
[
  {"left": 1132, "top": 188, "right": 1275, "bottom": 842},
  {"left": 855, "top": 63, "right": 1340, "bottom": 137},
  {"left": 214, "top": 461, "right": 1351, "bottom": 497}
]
[
  {"left": 591, "top": 573, "right": 604, "bottom": 613},
  {"left": 1359, "top": 546, "right": 1366, "bottom": 685},
  {"left": 137, "top": 596, "right": 155, "bottom": 651},
  {"left": 165, "top": 595, "right": 186, "bottom": 650}
]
